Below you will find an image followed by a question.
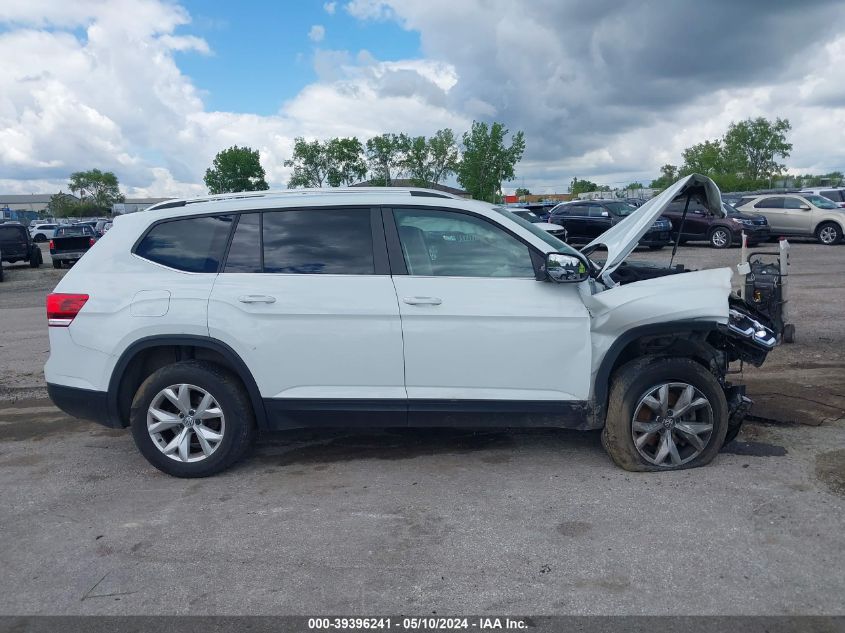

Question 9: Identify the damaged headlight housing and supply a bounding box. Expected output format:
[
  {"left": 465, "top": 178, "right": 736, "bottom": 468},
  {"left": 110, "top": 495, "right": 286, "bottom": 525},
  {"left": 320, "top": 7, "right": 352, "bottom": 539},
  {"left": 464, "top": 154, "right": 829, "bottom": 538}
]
[{"left": 727, "top": 308, "right": 777, "bottom": 348}]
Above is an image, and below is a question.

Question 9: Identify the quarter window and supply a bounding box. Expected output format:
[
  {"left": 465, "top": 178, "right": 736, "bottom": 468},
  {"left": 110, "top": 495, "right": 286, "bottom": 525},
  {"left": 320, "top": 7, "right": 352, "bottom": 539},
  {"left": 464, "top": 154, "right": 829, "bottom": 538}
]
[
  {"left": 394, "top": 209, "right": 534, "bottom": 278},
  {"left": 136, "top": 215, "right": 233, "bottom": 273},
  {"left": 262, "top": 208, "right": 374, "bottom": 274}
]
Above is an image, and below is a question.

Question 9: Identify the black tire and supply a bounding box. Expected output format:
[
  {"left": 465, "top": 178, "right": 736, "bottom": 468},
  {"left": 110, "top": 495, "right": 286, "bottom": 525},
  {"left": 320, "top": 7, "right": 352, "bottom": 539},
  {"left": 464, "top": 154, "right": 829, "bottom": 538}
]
[
  {"left": 815, "top": 221, "right": 841, "bottom": 245},
  {"left": 722, "top": 423, "right": 742, "bottom": 446},
  {"left": 601, "top": 356, "right": 728, "bottom": 472},
  {"left": 34, "top": 234, "right": 46, "bottom": 243},
  {"left": 130, "top": 360, "right": 256, "bottom": 477},
  {"left": 29, "top": 247, "right": 42, "bottom": 268},
  {"left": 52, "top": 260, "right": 62, "bottom": 269},
  {"left": 708, "top": 226, "right": 732, "bottom": 249},
  {"left": 0, "top": 264, "right": 4, "bottom": 282}
]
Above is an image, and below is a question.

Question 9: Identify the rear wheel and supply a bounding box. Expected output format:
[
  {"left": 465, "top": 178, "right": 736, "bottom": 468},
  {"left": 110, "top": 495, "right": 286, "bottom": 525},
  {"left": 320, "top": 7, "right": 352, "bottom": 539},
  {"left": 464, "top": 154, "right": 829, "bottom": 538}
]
[
  {"left": 130, "top": 360, "right": 255, "bottom": 477},
  {"left": 34, "top": 234, "right": 46, "bottom": 243},
  {"left": 0, "top": 264, "right": 4, "bottom": 282},
  {"left": 29, "top": 247, "right": 42, "bottom": 268},
  {"left": 602, "top": 357, "right": 728, "bottom": 471},
  {"left": 52, "top": 260, "right": 62, "bottom": 269},
  {"left": 816, "top": 222, "right": 841, "bottom": 245},
  {"left": 708, "top": 227, "right": 732, "bottom": 248}
]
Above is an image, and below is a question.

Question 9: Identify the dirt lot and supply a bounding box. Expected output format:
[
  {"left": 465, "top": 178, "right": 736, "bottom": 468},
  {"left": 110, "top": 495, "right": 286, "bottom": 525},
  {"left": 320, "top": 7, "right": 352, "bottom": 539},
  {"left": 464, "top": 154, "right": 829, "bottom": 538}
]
[{"left": 0, "top": 241, "right": 843, "bottom": 615}]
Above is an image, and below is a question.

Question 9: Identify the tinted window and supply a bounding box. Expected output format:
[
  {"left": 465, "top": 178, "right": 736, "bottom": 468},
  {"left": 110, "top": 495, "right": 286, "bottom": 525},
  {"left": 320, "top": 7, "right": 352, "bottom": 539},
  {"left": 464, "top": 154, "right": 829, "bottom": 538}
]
[
  {"left": 783, "top": 197, "right": 806, "bottom": 210},
  {"left": 136, "top": 215, "right": 233, "bottom": 273},
  {"left": 0, "top": 226, "right": 23, "bottom": 241},
  {"left": 263, "top": 208, "right": 373, "bottom": 274},
  {"left": 755, "top": 198, "right": 784, "bottom": 209},
  {"left": 821, "top": 190, "right": 845, "bottom": 203},
  {"left": 394, "top": 208, "right": 534, "bottom": 278},
  {"left": 588, "top": 206, "right": 609, "bottom": 218},
  {"left": 224, "top": 213, "right": 262, "bottom": 273},
  {"left": 604, "top": 202, "right": 636, "bottom": 216}
]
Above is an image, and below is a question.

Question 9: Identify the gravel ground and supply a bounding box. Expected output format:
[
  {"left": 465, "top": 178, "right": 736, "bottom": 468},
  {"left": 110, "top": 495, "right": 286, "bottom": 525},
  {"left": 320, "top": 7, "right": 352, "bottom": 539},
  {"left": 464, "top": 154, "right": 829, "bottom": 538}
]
[{"left": 0, "top": 240, "right": 843, "bottom": 615}]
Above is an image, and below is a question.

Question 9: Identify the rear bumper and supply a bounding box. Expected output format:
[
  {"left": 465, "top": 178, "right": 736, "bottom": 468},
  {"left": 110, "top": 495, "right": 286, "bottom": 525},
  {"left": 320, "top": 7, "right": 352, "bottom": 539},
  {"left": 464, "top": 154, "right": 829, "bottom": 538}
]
[{"left": 47, "top": 383, "right": 118, "bottom": 428}]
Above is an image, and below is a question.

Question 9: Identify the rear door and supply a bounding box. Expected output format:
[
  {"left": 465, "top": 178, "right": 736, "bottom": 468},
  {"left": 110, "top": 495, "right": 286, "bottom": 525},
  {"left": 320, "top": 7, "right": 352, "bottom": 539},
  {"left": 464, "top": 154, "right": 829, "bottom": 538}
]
[
  {"left": 752, "top": 197, "right": 788, "bottom": 232},
  {"left": 387, "top": 206, "right": 591, "bottom": 406},
  {"left": 208, "top": 207, "right": 406, "bottom": 419}
]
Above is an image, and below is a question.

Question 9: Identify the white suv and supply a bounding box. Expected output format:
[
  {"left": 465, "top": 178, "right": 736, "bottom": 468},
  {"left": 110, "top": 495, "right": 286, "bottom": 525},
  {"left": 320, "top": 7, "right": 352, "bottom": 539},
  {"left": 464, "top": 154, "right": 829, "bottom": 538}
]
[{"left": 46, "top": 177, "right": 778, "bottom": 477}]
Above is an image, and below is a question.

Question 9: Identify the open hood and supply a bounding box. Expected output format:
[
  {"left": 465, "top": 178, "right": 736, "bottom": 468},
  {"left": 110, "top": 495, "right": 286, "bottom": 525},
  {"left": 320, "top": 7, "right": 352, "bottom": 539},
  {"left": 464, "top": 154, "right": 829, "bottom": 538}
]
[{"left": 582, "top": 174, "right": 723, "bottom": 282}]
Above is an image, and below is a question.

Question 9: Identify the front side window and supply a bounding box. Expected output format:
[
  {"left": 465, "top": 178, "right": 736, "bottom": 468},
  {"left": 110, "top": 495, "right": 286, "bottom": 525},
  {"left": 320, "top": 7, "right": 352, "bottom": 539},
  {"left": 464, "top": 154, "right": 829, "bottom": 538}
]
[
  {"left": 604, "top": 202, "right": 636, "bottom": 216},
  {"left": 804, "top": 195, "right": 837, "bottom": 210},
  {"left": 783, "top": 197, "right": 806, "bottom": 210},
  {"left": 588, "top": 206, "right": 609, "bottom": 218},
  {"left": 755, "top": 197, "right": 784, "bottom": 209},
  {"left": 394, "top": 209, "right": 534, "bottom": 278},
  {"left": 136, "top": 215, "right": 233, "bottom": 273},
  {"left": 262, "top": 208, "right": 374, "bottom": 274}
]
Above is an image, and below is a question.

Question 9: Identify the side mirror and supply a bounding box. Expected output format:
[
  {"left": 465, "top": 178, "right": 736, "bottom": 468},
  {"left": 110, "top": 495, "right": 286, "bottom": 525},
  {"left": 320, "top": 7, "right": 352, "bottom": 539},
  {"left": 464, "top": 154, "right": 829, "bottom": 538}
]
[
  {"left": 546, "top": 252, "right": 589, "bottom": 283},
  {"left": 799, "top": 204, "right": 811, "bottom": 211}
]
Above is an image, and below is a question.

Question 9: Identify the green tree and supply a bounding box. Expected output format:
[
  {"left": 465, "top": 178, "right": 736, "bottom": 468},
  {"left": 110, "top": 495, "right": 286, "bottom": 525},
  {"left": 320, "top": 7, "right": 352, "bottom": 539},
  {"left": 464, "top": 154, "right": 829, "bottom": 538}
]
[
  {"left": 365, "top": 133, "right": 408, "bottom": 186},
  {"left": 569, "top": 177, "right": 599, "bottom": 196},
  {"left": 204, "top": 146, "right": 269, "bottom": 194},
  {"left": 456, "top": 121, "right": 526, "bottom": 203},
  {"left": 48, "top": 192, "right": 81, "bottom": 217},
  {"left": 649, "top": 164, "right": 679, "bottom": 189},
  {"left": 68, "top": 169, "right": 124, "bottom": 210},
  {"left": 326, "top": 137, "right": 367, "bottom": 187},
  {"left": 624, "top": 182, "right": 644, "bottom": 190},
  {"left": 285, "top": 138, "right": 329, "bottom": 188},
  {"left": 515, "top": 187, "right": 531, "bottom": 196},
  {"left": 426, "top": 128, "right": 459, "bottom": 186},
  {"left": 722, "top": 117, "right": 792, "bottom": 184}
]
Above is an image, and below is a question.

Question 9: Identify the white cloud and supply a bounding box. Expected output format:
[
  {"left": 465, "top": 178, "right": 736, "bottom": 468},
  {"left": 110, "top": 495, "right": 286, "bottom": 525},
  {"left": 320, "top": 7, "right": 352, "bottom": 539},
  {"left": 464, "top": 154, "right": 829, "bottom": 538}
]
[
  {"left": 1, "top": 0, "right": 844, "bottom": 198},
  {"left": 308, "top": 24, "right": 325, "bottom": 43},
  {"left": 323, "top": 2, "right": 337, "bottom": 15}
]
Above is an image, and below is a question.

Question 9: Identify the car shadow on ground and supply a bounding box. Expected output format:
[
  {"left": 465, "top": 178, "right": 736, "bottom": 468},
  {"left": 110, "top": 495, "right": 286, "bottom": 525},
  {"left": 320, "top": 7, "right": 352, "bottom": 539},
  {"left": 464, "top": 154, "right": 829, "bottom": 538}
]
[{"left": 251, "top": 427, "right": 603, "bottom": 467}]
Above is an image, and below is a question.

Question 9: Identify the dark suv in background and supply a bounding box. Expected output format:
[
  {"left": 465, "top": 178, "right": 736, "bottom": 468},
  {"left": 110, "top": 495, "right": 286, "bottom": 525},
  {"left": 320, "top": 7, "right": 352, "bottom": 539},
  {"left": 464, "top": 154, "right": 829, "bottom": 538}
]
[
  {"left": 549, "top": 199, "right": 672, "bottom": 249},
  {"left": 662, "top": 199, "right": 769, "bottom": 248},
  {"left": 0, "top": 222, "right": 43, "bottom": 280}
]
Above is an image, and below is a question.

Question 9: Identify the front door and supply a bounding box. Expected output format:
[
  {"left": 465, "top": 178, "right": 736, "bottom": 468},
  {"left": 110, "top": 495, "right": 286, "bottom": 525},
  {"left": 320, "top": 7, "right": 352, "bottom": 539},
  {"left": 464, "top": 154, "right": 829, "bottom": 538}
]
[
  {"left": 388, "top": 207, "right": 592, "bottom": 406},
  {"left": 208, "top": 208, "right": 406, "bottom": 423},
  {"left": 781, "top": 196, "right": 814, "bottom": 234}
]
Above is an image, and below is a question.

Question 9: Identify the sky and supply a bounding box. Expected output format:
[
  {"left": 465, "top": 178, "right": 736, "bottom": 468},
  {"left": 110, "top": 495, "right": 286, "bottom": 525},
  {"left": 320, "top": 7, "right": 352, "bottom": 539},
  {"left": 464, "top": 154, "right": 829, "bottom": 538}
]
[{"left": 1, "top": 0, "right": 844, "bottom": 198}]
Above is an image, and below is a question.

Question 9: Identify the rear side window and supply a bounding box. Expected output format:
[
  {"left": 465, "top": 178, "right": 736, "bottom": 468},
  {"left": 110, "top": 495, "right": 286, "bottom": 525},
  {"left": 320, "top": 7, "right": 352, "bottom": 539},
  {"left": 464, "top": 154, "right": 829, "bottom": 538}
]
[
  {"left": 136, "top": 215, "right": 233, "bottom": 273},
  {"left": 262, "top": 208, "right": 374, "bottom": 274},
  {"left": 224, "top": 213, "right": 262, "bottom": 273},
  {"left": 755, "top": 197, "right": 784, "bottom": 209}
]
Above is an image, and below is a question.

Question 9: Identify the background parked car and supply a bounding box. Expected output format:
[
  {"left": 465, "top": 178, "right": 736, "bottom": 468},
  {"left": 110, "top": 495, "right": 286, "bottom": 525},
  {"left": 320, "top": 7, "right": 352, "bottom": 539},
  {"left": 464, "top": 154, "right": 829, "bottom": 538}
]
[
  {"left": 662, "top": 198, "right": 769, "bottom": 248},
  {"left": 735, "top": 193, "right": 845, "bottom": 244},
  {"left": 549, "top": 199, "right": 672, "bottom": 249},
  {"left": 508, "top": 208, "right": 569, "bottom": 241},
  {"left": 799, "top": 187, "right": 845, "bottom": 208},
  {"left": 0, "top": 222, "right": 44, "bottom": 270},
  {"left": 30, "top": 223, "right": 58, "bottom": 242},
  {"left": 49, "top": 224, "right": 97, "bottom": 268}
]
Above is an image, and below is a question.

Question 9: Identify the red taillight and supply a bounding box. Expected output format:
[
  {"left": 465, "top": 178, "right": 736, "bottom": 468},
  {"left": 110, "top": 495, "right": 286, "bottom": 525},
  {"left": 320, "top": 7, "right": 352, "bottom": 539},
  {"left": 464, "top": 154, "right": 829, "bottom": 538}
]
[
  {"left": 89, "top": 237, "right": 95, "bottom": 247},
  {"left": 46, "top": 293, "right": 89, "bottom": 327},
  {"left": 49, "top": 239, "right": 55, "bottom": 249}
]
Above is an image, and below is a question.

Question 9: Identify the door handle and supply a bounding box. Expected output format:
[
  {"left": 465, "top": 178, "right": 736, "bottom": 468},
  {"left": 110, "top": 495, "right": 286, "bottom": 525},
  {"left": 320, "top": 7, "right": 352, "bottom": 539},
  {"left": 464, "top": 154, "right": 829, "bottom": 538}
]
[
  {"left": 238, "top": 295, "right": 276, "bottom": 304},
  {"left": 403, "top": 296, "right": 442, "bottom": 306}
]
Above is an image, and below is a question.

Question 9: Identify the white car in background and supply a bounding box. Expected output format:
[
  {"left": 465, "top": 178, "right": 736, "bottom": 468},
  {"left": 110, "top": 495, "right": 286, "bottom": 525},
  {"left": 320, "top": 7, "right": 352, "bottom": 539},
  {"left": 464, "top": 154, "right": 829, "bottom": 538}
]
[{"left": 29, "top": 223, "right": 59, "bottom": 242}]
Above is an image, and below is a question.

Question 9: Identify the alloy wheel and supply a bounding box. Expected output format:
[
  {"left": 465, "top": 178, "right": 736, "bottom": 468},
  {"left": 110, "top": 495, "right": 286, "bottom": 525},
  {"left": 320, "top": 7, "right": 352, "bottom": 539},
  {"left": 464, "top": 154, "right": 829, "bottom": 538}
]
[
  {"left": 631, "top": 382, "right": 714, "bottom": 467},
  {"left": 819, "top": 225, "right": 839, "bottom": 244},
  {"left": 147, "top": 383, "right": 225, "bottom": 462},
  {"left": 711, "top": 229, "right": 728, "bottom": 248}
]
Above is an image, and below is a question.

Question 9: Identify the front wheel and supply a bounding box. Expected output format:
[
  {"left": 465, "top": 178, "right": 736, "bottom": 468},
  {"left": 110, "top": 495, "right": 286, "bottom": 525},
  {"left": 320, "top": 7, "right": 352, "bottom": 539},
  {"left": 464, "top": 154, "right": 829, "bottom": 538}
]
[
  {"left": 708, "top": 227, "right": 732, "bottom": 248},
  {"left": 130, "top": 361, "right": 255, "bottom": 477},
  {"left": 602, "top": 357, "right": 728, "bottom": 471},
  {"left": 29, "top": 247, "right": 42, "bottom": 268},
  {"left": 33, "top": 234, "right": 46, "bottom": 243},
  {"left": 816, "top": 222, "right": 841, "bottom": 245}
]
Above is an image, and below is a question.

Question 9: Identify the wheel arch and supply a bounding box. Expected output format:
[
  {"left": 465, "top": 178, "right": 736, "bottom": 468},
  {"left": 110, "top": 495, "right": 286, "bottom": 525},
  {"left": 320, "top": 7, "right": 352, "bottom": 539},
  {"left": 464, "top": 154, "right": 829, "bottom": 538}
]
[
  {"left": 593, "top": 320, "right": 723, "bottom": 421},
  {"left": 108, "top": 335, "right": 267, "bottom": 430}
]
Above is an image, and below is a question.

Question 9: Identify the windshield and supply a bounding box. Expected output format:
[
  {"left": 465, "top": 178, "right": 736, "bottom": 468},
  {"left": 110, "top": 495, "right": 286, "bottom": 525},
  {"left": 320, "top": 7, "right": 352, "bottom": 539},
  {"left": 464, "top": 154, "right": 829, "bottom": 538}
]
[
  {"left": 805, "top": 195, "right": 838, "bottom": 210},
  {"left": 493, "top": 207, "right": 579, "bottom": 255},
  {"left": 723, "top": 202, "right": 741, "bottom": 216},
  {"left": 512, "top": 209, "right": 542, "bottom": 222},
  {"left": 605, "top": 201, "right": 637, "bottom": 216}
]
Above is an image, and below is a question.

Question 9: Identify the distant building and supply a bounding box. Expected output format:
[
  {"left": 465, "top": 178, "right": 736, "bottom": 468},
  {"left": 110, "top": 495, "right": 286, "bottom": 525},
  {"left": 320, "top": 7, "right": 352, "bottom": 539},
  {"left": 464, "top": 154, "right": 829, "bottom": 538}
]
[
  {"left": 0, "top": 193, "right": 79, "bottom": 222},
  {"left": 351, "top": 179, "right": 471, "bottom": 198},
  {"left": 112, "top": 198, "right": 174, "bottom": 214}
]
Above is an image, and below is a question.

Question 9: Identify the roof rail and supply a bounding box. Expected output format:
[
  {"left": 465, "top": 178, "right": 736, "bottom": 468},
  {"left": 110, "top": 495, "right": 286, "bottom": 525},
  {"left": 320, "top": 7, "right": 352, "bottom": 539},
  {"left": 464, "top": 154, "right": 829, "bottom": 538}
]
[{"left": 145, "top": 186, "right": 460, "bottom": 211}]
